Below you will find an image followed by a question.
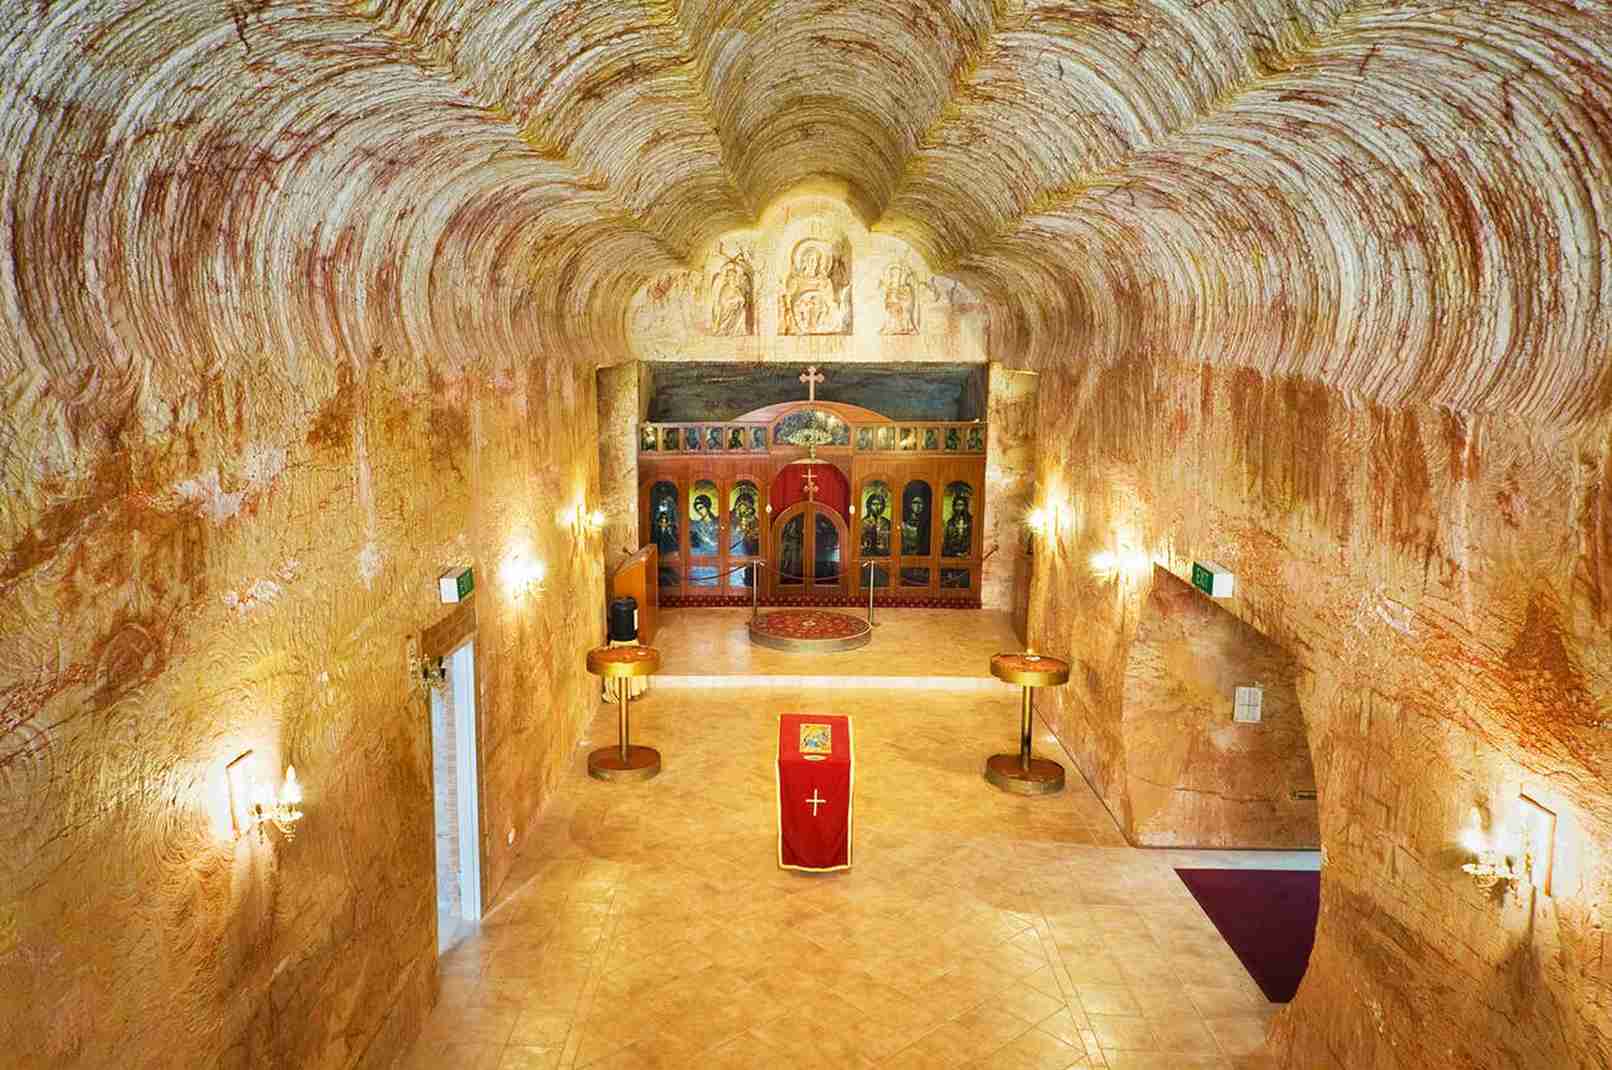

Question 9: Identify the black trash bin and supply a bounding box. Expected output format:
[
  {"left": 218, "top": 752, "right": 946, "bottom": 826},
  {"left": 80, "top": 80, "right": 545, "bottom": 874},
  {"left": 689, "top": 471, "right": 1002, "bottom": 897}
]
[{"left": 607, "top": 597, "right": 639, "bottom": 643}]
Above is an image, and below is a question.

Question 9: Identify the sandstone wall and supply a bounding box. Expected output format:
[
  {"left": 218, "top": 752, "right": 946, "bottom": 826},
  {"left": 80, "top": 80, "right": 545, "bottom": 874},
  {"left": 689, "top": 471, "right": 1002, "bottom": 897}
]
[
  {"left": 982, "top": 365, "right": 1038, "bottom": 612},
  {"left": 596, "top": 362, "right": 643, "bottom": 575},
  {"left": 1027, "top": 358, "right": 1612, "bottom": 1068},
  {"left": 0, "top": 349, "right": 606, "bottom": 1070},
  {"left": 1122, "top": 566, "right": 1318, "bottom": 849}
]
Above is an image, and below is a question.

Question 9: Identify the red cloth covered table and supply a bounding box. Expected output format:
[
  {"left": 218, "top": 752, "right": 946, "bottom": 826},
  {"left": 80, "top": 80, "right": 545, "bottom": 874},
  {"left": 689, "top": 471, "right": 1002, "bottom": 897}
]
[{"left": 776, "top": 714, "right": 854, "bottom": 872}]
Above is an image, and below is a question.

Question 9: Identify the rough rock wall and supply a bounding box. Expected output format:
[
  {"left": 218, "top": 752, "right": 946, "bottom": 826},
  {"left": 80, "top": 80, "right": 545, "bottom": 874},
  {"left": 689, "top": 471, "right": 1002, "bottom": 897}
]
[
  {"left": 595, "top": 362, "right": 642, "bottom": 575},
  {"left": 0, "top": 344, "right": 605, "bottom": 1069},
  {"left": 0, "top": 3, "right": 615, "bottom": 1067},
  {"left": 983, "top": 364, "right": 1037, "bottom": 611},
  {"left": 3, "top": 0, "right": 1610, "bottom": 1066},
  {"left": 1027, "top": 359, "right": 1612, "bottom": 1068},
  {"left": 1122, "top": 567, "right": 1318, "bottom": 849}
]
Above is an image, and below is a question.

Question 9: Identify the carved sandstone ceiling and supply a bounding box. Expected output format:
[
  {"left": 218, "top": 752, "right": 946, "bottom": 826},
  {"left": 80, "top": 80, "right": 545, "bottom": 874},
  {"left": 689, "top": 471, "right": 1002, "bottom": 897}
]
[{"left": 4, "top": 1, "right": 1610, "bottom": 425}]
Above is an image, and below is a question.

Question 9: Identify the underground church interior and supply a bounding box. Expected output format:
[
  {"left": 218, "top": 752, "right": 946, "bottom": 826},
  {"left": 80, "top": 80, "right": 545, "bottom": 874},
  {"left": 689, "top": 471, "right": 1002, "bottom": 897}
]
[{"left": 1, "top": 2, "right": 1609, "bottom": 1068}]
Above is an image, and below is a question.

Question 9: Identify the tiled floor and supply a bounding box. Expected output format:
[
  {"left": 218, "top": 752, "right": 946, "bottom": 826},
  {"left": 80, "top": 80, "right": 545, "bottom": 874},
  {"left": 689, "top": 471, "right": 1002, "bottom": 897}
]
[
  {"left": 650, "top": 608, "right": 1023, "bottom": 682},
  {"left": 400, "top": 683, "right": 1296, "bottom": 1069}
]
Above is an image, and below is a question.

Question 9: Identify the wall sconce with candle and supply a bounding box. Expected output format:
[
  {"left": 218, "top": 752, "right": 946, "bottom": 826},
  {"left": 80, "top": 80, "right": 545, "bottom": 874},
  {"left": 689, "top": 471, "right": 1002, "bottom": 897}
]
[
  {"left": 565, "top": 503, "right": 606, "bottom": 537},
  {"left": 1460, "top": 806, "right": 1526, "bottom": 890},
  {"left": 226, "top": 751, "right": 305, "bottom": 841},
  {"left": 1090, "top": 546, "right": 1151, "bottom": 580},
  {"left": 499, "top": 545, "right": 547, "bottom": 597}
]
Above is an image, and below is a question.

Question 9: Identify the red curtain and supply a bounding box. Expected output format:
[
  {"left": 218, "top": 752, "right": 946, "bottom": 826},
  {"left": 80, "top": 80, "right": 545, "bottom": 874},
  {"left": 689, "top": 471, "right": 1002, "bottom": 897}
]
[{"left": 770, "top": 462, "right": 849, "bottom": 519}]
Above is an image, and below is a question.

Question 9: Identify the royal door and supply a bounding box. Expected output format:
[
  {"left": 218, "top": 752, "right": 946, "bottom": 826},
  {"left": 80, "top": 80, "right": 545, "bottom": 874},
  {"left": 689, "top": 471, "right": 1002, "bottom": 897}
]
[{"left": 772, "top": 502, "right": 849, "bottom": 597}]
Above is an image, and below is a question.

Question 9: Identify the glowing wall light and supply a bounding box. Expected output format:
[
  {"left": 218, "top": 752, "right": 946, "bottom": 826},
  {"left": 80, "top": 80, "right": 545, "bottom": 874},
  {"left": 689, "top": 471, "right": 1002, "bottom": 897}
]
[
  {"left": 562, "top": 502, "right": 607, "bottom": 536},
  {"left": 500, "top": 543, "right": 547, "bottom": 596},
  {"left": 226, "top": 750, "right": 305, "bottom": 841},
  {"left": 1089, "top": 542, "right": 1151, "bottom": 579},
  {"left": 1460, "top": 805, "right": 1523, "bottom": 890}
]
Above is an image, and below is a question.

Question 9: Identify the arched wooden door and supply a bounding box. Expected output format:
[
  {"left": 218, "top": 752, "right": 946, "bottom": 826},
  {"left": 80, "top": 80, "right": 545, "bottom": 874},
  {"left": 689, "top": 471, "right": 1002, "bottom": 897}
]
[{"left": 772, "top": 502, "right": 849, "bottom": 598}]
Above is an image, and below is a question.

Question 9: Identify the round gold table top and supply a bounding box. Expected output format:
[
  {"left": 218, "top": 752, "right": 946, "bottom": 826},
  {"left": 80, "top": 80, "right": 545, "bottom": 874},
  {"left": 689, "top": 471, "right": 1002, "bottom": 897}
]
[
  {"left": 586, "top": 644, "right": 662, "bottom": 678},
  {"left": 990, "top": 652, "right": 1071, "bottom": 687}
]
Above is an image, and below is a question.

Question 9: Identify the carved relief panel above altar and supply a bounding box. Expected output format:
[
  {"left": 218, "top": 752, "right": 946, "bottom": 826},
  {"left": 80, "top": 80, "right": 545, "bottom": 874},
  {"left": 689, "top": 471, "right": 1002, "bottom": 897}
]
[
  {"left": 779, "top": 237, "right": 851, "bottom": 335},
  {"left": 627, "top": 183, "right": 988, "bottom": 362},
  {"left": 880, "top": 264, "right": 920, "bottom": 335},
  {"left": 707, "top": 244, "right": 754, "bottom": 336}
]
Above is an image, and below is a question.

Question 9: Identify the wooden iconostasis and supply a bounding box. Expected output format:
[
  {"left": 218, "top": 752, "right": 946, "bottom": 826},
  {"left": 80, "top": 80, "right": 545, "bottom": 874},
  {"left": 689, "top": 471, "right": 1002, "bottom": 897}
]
[{"left": 636, "top": 401, "right": 988, "bottom": 607}]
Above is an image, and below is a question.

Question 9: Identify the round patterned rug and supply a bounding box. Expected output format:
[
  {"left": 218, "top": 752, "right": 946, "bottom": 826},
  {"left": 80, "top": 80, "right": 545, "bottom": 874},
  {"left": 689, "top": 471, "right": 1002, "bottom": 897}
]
[{"left": 747, "top": 609, "right": 873, "bottom": 652}]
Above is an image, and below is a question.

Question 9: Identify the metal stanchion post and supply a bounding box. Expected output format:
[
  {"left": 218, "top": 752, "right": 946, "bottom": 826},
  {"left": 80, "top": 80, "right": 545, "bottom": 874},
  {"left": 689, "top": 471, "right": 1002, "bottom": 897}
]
[
  {"left": 865, "top": 561, "right": 877, "bottom": 627},
  {"left": 1018, "top": 684, "right": 1033, "bottom": 771},
  {"left": 752, "top": 561, "right": 761, "bottom": 623}
]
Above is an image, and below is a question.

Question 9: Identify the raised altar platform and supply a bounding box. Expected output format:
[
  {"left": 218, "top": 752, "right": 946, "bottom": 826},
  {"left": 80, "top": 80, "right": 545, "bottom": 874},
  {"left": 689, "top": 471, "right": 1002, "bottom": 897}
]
[
  {"left": 651, "top": 607, "right": 1020, "bottom": 690},
  {"left": 748, "top": 609, "right": 872, "bottom": 652}
]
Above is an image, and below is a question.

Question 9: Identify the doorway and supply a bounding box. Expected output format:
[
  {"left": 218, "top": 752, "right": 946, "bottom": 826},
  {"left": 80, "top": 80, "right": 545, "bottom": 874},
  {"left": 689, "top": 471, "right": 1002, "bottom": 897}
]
[
  {"left": 773, "top": 502, "right": 848, "bottom": 595},
  {"left": 429, "top": 638, "right": 482, "bottom": 953}
]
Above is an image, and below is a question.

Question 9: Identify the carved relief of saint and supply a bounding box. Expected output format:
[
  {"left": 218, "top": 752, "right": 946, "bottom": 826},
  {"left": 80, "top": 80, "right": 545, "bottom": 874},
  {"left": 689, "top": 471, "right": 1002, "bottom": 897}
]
[
  {"left": 707, "top": 246, "right": 754, "bottom": 336},
  {"left": 779, "top": 237, "right": 851, "bottom": 335},
  {"left": 880, "top": 263, "right": 919, "bottom": 335}
]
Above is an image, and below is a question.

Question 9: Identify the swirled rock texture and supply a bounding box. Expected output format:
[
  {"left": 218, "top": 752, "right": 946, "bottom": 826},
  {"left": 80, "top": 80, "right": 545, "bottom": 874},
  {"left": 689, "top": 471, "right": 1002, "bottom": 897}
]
[{"left": 1, "top": 0, "right": 1609, "bottom": 1068}]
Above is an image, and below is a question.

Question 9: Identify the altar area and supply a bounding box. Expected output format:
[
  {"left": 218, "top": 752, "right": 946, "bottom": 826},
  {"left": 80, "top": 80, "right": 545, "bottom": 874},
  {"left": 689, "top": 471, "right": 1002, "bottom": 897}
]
[{"left": 647, "top": 606, "right": 1022, "bottom": 688}]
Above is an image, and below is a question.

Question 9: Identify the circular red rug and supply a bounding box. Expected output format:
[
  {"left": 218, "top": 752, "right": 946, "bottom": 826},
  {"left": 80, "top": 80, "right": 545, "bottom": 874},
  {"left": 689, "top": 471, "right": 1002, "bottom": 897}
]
[{"left": 750, "top": 610, "right": 868, "bottom": 641}]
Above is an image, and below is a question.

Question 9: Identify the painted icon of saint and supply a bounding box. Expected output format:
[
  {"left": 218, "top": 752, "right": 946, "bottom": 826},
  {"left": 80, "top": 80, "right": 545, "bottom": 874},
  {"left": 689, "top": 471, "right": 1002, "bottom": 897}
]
[
  {"left": 942, "top": 492, "right": 973, "bottom": 557},
  {"left": 689, "top": 494, "right": 719, "bottom": 555},
  {"left": 860, "top": 493, "right": 892, "bottom": 556}
]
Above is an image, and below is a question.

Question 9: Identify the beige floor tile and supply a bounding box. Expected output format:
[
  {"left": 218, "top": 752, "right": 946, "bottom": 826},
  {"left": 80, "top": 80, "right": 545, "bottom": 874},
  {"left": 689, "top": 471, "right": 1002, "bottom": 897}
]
[
  {"left": 993, "top": 982, "right": 1068, "bottom": 1026},
  {"left": 497, "top": 1045, "right": 564, "bottom": 1069},
  {"left": 1145, "top": 1015, "right": 1222, "bottom": 1054},
  {"left": 1033, "top": 1007, "right": 1090, "bottom": 1053},
  {"left": 1103, "top": 1054, "right": 1232, "bottom": 1069},
  {"left": 948, "top": 1004, "right": 1036, "bottom": 1061},
  {"left": 974, "top": 1027, "right": 1088, "bottom": 1070},
  {"left": 1058, "top": 954, "right": 1127, "bottom": 985},
  {"left": 391, "top": 680, "right": 1299, "bottom": 1069},
  {"left": 508, "top": 1008, "right": 573, "bottom": 1047},
  {"left": 882, "top": 1021, "right": 981, "bottom": 1068},
  {"left": 1086, "top": 1014, "right": 1162, "bottom": 1052},
  {"left": 1204, "top": 1015, "right": 1272, "bottom": 1056},
  {"left": 1183, "top": 983, "right": 1271, "bottom": 1017},
  {"left": 398, "top": 1039, "right": 504, "bottom": 1070},
  {"left": 1073, "top": 985, "right": 1142, "bottom": 1017}
]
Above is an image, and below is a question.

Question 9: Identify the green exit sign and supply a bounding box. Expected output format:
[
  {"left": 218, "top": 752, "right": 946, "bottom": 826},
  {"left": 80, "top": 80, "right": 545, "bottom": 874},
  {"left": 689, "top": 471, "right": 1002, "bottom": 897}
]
[
  {"left": 439, "top": 566, "right": 474, "bottom": 603},
  {"left": 1191, "top": 561, "right": 1234, "bottom": 598}
]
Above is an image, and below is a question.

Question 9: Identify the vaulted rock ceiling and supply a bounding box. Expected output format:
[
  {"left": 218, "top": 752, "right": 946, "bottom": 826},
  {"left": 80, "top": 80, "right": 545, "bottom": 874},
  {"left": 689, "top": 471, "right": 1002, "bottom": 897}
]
[{"left": 6, "top": 0, "right": 1609, "bottom": 426}]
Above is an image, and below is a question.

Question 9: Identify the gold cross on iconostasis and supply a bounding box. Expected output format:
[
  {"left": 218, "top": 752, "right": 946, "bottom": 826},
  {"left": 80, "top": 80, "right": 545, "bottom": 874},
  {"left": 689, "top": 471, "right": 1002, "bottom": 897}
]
[{"left": 801, "top": 469, "right": 820, "bottom": 500}]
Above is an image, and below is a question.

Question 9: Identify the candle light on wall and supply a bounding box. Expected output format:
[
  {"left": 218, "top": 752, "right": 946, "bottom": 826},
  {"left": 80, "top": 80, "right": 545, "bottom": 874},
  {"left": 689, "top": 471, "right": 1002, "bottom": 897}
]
[
  {"left": 564, "top": 503, "right": 607, "bottom": 537},
  {"left": 500, "top": 543, "right": 547, "bottom": 596},
  {"left": 226, "top": 750, "right": 305, "bottom": 841},
  {"left": 1460, "top": 805, "right": 1524, "bottom": 890}
]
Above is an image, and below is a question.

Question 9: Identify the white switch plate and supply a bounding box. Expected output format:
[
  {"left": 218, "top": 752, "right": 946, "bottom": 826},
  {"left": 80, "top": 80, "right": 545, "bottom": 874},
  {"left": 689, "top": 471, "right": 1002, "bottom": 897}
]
[{"left": 1233, "top": 685, "right": 1264, "bottom": 723}]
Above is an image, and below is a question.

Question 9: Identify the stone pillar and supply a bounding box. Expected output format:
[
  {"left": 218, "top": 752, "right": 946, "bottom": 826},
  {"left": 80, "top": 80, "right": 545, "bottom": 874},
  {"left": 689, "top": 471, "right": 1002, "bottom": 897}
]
[
  {"left": 595, "top": 362, "right": 647, "bottom": 574},
  {"left": 982, "top": 362, "right": 1038, "bottom": 612}
]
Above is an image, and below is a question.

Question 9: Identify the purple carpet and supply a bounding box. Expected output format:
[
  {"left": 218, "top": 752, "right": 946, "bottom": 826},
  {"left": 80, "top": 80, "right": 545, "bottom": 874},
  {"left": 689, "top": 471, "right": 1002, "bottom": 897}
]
[{"left": 1175, "top": 868, "right": 1320, "bottom": 1003}]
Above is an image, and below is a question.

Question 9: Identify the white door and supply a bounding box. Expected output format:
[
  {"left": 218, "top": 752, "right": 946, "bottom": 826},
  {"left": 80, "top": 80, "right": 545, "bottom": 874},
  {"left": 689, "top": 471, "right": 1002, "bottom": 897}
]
[{"left": 429, "top": 639, "right": 482, "bottom": 952}]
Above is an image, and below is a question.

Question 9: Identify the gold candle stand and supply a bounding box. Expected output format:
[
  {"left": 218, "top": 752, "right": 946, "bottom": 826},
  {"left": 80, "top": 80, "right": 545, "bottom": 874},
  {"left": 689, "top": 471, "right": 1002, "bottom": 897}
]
[
  {"left": 985, "top": 651, "right": 1071, "bottom": 796},
  {"left": 584, "top": 644, "right": 662, "bottom": 782}
]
